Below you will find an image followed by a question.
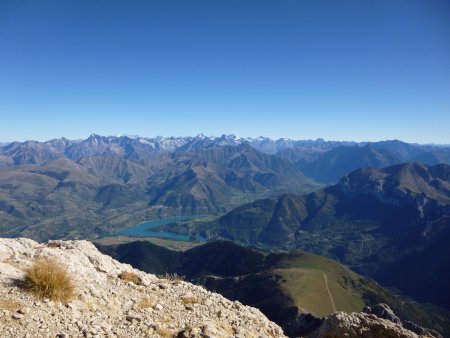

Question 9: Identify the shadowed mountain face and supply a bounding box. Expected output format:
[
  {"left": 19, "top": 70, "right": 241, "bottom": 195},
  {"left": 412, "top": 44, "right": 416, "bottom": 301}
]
[
  {"left": 96, "top": 240, "right": 450, "bottom": 337},
  {"left": 0, "top": 140, "right": 320, "bottom": 241},
  {"left": 295, "top": 140, "right": 450, "bottom": 183},
  {"left": 161, "top": 163, "right": 450, "bottom": 310}
]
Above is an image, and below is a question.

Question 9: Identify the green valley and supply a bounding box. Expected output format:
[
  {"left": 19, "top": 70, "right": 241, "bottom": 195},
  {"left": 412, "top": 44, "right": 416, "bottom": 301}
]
[
  {"left": 155, "top": 162, "right": 450, "bottom": 312},
  {"left": 96, "top": 240, "right": 450, "bottom": 336}
]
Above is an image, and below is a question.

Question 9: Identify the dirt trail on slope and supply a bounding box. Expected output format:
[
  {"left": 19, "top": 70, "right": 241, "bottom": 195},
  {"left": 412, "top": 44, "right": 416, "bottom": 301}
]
[{"left": 323, "top": 272, "right": 336, "bottom": 312}]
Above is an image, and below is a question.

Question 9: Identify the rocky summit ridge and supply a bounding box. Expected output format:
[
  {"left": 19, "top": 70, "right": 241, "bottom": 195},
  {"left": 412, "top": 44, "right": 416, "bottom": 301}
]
[
  {"left": 0, "top": 238, "right": 442, "bottom": 338},
  {"left": 0, "top": 238, "right": 284, "bottom": 338}
]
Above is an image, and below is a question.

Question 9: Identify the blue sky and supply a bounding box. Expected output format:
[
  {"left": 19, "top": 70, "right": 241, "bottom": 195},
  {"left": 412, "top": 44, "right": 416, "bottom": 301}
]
[{"left": 0, "top": 0, "right": 449, "bottom": 143}]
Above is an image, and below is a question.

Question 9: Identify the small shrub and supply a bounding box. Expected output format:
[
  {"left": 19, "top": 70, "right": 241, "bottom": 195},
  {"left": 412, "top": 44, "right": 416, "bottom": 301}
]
[
  {"left": 118, "top": 271, "right": 141, "bottom": 284},
  {"left": 22, "top": 258, "right": 75, "bottom": 302},
  {"left": 161, "top": 273, "right": 184, "bottom": 285},
  {"left": 45, "top": 241, "right": 62, "bottom": 248}
]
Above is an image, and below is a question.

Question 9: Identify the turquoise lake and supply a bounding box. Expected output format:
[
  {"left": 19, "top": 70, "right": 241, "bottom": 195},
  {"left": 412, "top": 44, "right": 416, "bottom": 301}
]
[{"left": 118, "top": 216, "right": 205, "bottom": 241}]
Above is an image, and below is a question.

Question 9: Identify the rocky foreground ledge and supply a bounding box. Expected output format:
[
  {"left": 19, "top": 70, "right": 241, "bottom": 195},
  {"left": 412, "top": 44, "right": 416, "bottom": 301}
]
[
  {"left": 0, "top": 238, "right": 442, "bottom": 338},
  {"left": 0, "top": 238, "right": 285, "bottom": 338}
]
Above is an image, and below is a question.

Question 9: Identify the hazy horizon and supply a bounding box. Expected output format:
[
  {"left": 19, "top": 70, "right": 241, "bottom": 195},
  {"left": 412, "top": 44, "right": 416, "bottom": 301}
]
[{"left": 1, "top": 133, "right": 450, "bottom": 147}]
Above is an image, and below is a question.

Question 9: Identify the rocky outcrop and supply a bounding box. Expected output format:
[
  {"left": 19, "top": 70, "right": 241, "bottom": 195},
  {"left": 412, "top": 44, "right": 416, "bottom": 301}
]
[
  {"left": 280, "top": 303, "right": 441, "bottom": 338},
  {"left": 363, "top": 303, "right": 402, "bottom": 325},
  {"left": 362, "top": 304, "right": 442, "bottom": 338},
  {"left": 0, "top": 238, "right": 285, "bottom": 337},
  {"left": 307, "top": 308, "right": 442, "bottom": 338}
]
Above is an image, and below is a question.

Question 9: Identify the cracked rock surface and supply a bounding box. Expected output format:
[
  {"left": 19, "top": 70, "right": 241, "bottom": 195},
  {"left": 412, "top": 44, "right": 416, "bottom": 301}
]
[{"left": 0, "top": 238, "right": 285, "bottom": 338}]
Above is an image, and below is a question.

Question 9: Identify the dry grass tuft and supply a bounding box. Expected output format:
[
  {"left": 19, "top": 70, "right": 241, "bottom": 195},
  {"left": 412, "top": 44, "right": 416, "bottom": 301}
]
[
  {"left": 156, "top": 327, "right": 173, "bottom": 338},
  {"left": 118, "top": 271, "right": 141, "bottom": 284},
  {"left": 181, "top": 296, "right": 199, "bottom": 305},
  {"left": 139, "top": 296, "right": 156, "bottom": 309},
  {"left": 22, "top": 257, "right": 75, "bottom": 302}
]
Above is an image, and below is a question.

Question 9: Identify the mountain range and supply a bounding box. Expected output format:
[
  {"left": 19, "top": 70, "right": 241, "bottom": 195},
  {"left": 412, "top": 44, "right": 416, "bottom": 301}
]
[
  {"left": 295, "top": 140, "right": 450, "bottom": 183},
  {"left": 0, "top": 137, "right": 321, "bottom": 241},
  {"left": 1, "top": 135, "right": 448, "bottom": 181},
  {"left": 0, "top": 134, "right": 449, "bottom": 242},
  {"left": 1, "top": 134, "right": 450, "bottom": 336},
  {"left": 0, "top": 134, "right": 353, "bottom": 166},
  {"left": 156, "top": 162, "right": 450, "bottom": 310}
]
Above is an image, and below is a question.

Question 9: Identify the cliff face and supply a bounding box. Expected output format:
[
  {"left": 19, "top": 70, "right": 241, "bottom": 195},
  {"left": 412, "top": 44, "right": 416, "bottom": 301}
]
[{"left": 0, "top": 238, "right": 285, "bottom": 338}]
